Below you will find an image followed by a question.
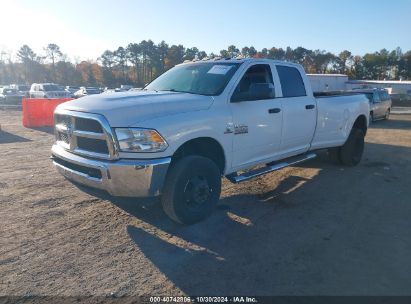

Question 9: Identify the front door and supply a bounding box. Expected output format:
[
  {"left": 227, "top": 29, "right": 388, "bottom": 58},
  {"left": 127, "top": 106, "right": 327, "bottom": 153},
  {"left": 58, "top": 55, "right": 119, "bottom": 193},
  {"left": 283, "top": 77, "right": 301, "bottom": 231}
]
[{"left": 230, "top": 64, "right": 283, "bottom": 170}]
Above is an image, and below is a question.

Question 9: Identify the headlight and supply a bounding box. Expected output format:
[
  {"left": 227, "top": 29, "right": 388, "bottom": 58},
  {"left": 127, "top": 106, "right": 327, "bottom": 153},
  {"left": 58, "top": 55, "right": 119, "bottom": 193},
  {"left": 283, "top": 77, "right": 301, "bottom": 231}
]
[{"left": 114, "top": 128, "right": 168, "bottom": 152}]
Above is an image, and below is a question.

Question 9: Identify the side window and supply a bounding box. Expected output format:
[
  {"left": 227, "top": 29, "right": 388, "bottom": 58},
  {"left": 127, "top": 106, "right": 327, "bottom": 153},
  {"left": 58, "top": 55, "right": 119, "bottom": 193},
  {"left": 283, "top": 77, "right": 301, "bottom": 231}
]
[
  {"left": 374, "top": 92, "right": 381, "bottom": 102},
  {"left": 276, "top": 65, "right": 306, "bottom": 97},
  {"left": 231, "top": 64, "right": 274, "bottom": 102}
]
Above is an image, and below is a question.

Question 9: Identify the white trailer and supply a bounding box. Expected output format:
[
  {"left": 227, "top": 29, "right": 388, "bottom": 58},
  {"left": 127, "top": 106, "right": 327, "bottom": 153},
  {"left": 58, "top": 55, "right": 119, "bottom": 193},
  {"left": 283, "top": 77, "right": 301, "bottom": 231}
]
[{"left": 307, "top": 74, "right": 348, "bottom": 92}]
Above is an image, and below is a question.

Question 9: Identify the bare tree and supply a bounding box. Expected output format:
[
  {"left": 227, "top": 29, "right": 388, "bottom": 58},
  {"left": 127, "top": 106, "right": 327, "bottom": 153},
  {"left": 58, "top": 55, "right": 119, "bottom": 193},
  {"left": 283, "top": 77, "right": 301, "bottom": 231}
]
[{"left": 44, "top": 43, "right": 62, "bottom": 81}]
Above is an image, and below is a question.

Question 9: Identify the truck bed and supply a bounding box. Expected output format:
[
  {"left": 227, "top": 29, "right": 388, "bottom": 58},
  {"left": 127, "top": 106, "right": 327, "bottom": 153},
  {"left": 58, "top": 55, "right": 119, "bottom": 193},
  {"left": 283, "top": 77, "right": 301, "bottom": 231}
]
[{"left": 310, "top": 93, "right": 370, "bottom": 151}]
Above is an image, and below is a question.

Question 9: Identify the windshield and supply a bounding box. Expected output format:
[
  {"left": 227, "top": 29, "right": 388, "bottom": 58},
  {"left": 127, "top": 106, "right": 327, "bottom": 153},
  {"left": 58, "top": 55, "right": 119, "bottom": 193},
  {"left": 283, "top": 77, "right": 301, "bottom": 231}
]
[
  {"left": 145, "top": 62, "right": 241, "bottom": 96},
  {"left": 43, "top": 85, "right": 60, "bottom": 91}
]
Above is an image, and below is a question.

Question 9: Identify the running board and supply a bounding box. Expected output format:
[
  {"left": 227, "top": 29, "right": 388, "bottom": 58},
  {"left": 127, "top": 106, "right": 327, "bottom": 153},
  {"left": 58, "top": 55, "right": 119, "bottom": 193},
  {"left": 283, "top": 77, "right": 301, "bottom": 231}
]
[{"left": 226, "top": 153, "right": 317, "bottom": 184}]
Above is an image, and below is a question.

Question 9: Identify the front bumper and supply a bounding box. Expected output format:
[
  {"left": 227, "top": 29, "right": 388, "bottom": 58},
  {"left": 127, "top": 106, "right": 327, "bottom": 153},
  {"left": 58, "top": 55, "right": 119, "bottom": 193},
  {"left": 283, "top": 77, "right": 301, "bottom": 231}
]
[{"left": 51, "top": 144, "right": 171, "bottom": 197}]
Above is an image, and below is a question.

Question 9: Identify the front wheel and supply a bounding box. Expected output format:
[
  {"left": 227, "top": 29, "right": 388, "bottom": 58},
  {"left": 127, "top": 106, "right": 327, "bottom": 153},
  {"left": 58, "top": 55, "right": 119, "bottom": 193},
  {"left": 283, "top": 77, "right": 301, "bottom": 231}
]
[{"left": 161, "top": 155, "right": 221, "bottom": 224}]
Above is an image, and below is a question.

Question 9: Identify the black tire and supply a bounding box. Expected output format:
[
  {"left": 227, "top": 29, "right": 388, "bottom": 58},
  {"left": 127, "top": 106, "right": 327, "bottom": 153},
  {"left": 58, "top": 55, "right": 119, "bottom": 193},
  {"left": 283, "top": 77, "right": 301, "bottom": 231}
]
[
  {"left": 339, "top": 128, "right": 365, "bottom": 166},
  {"left": 161, "top": 155, "right": 221, "bottom": 224}
]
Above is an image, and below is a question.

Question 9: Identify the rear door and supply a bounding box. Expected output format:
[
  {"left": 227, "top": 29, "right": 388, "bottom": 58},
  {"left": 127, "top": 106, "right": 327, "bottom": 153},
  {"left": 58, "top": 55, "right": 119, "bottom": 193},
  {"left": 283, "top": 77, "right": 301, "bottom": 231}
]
[
  {"left": 373, "top": 91, "right": 384, "bottom": 118},
  {"left": 275, "top": 65, "right": 317, "bottom": 157},
  {"left": 230, "top": 63, "right": 283, "bottom": 169}
]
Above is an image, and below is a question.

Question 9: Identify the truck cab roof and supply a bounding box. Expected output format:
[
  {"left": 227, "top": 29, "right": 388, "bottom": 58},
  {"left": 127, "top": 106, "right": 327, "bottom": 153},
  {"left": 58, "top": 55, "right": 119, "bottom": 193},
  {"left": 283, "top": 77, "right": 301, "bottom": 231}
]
[{"left": 178, "top": 57, "right": 302, "bottom": 68}]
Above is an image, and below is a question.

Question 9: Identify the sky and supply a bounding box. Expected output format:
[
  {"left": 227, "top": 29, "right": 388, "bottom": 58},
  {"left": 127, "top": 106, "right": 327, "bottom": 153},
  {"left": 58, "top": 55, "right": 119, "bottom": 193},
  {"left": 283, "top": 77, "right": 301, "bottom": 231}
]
[{"left": 1, "top": 0, "right": 411, "bottom": 62}]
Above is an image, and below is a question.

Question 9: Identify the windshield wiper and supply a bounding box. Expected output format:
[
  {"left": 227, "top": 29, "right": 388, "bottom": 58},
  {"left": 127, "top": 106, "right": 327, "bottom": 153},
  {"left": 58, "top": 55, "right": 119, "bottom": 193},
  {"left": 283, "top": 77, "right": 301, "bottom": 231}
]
[
  {"left": 158, "top": 89, "right": 178, "bottom": 92},
  {"left": 158, "top": 89, "right": 199, "bottom": 95}
]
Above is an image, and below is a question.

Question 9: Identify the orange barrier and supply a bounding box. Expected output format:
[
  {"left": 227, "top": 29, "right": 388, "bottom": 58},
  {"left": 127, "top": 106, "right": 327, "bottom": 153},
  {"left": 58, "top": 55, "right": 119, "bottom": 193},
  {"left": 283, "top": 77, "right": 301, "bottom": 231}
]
[{"left": 22, "top": 98, "right": 73, "bottom": 128}]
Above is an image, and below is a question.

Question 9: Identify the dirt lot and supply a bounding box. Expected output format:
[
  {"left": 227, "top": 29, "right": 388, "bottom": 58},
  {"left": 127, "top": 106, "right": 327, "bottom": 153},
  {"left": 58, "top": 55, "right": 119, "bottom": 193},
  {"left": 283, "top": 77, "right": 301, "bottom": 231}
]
[{"left": 1, "top": 109, "right": 411, "bottom": 296}]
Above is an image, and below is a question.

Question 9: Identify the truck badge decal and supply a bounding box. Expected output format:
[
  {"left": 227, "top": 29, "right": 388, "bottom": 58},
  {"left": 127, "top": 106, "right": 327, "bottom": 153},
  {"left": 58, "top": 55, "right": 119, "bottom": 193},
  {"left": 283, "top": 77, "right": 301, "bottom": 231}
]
[{"left": 234, "top": 124, "right": 248, "bottom": 135}]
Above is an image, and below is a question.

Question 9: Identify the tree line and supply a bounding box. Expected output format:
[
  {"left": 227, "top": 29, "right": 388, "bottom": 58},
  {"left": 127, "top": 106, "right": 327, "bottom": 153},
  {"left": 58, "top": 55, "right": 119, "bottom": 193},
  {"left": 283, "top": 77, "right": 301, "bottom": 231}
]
[{"left": 0, "top": 41, "right": 410, "bottom": 88}]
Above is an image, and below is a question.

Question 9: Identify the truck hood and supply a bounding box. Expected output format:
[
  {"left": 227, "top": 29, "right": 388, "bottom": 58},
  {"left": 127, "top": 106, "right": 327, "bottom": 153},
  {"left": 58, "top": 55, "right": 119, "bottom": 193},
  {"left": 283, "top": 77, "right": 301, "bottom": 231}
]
[{"left": 57, "top": 91, "right": 214, "bottom": 126}]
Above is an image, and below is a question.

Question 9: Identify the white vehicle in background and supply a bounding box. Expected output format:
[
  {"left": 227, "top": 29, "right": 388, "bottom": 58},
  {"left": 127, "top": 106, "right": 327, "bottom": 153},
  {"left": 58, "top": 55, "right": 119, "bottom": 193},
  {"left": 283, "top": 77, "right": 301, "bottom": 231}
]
[
  {"left": 29, "top": 83, "right": 70, "bottom": 98},
  {"left": 9, "top": 84, "right": 30, "bottom": 97},
  {"left": 52, "top": 58, "right": 370, "bottom": 224},
  {"left": 73, "top": 87, "right": 101, "bottom": 98},
  {"left": 65, "top": 86, "right": 80, "bottom": 98}
]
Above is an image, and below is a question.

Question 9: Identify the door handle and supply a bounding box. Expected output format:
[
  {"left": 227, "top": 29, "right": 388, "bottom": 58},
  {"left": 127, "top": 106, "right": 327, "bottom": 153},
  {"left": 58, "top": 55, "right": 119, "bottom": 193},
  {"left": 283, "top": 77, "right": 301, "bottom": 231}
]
[
  {"left": 305, "top": 104, "right": 315, "bottom": 110},
  {"left": 268, "top": 108, "right": 281, "bottom": 114}
]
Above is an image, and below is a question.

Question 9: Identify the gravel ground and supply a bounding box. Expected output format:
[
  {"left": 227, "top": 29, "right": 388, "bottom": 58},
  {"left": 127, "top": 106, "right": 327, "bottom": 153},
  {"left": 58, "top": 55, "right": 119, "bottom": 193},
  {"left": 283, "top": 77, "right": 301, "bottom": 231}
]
[{"left": 1, "top": 109, "right": 411, "bottom": 296}]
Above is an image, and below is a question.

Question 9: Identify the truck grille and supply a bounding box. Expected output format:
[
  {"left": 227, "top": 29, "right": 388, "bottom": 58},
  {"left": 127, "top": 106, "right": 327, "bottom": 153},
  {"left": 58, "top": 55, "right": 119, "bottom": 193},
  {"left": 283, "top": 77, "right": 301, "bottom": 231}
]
[
  {"left": 58, "top": 132, "right": 70, "bottom": 144},
  {"left": 77, "top": 137, "right": 109, "bottom": 154},
  {"left": 54, "top": 110, "right": 118, "bottom": 160},
  {"left": 75, "top": 117, "right": 103, "bottom": 133}
]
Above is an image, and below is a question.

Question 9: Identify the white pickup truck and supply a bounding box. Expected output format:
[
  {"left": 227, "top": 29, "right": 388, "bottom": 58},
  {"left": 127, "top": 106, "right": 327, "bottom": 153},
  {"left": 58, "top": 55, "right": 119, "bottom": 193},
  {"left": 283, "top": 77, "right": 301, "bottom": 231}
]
[{"left": 52, "top": 58, "right": 369, "bottom": 224}]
